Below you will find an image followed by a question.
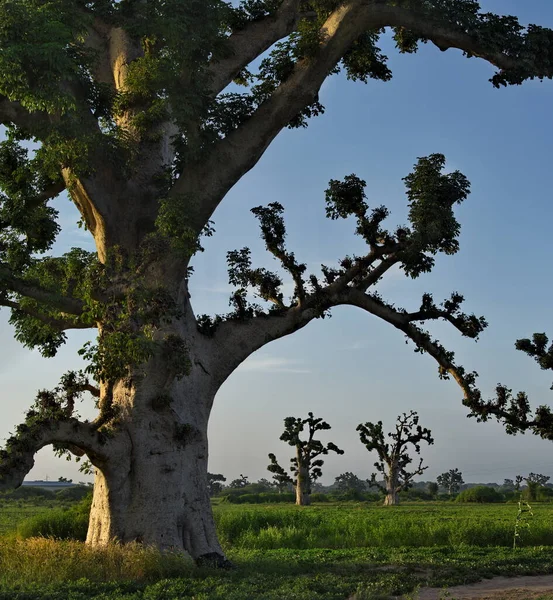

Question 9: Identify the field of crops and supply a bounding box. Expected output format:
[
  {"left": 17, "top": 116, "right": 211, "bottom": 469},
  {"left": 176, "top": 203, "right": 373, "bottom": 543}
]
[{"left": 2, "top": 500, "right": 553, "bottom": 599}]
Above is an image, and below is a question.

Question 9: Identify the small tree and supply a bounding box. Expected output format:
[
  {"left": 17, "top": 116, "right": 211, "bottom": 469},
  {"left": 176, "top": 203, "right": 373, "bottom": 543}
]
[
  {"left": 228, "top": 474, "right": 249, "bottom": 490},
  {"left": 502, "top": 478, "right": 515, "bottom": 491},
  {"left": 427, "top": 482, "right": 439, "bottom": 497},
  {"left": 357, "top": 411, "right": 433, "bottom": 506},
  {"left": 334, "top": 472, "right": 366, "bottom": 494},
  {"left": 522, "top": 473, "right": 550, "bottom": 502},
  {"left": 254, "top": 478, "right": 275, "bottom": 492},
  {"left": 207, "top": 473, "right": 226, "bottom": 497},
  {"left": 267, "top": 460, "right": 293, "bottom": 494},
  {"left": 437, "top": 468, "right": 464, "bottom": 496},
  {"left": 268, "top": 412, "right": 344, "bottom": 506}
]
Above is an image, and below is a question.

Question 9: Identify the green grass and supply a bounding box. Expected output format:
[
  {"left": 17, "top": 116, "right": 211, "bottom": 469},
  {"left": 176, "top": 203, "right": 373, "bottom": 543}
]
[
  {"left": 0, "top": 504, "right": 50, "bottom": 535},
  {"left": 214, "top": 502, "right": 553, "bottom": 549},
  {"left": 2, "top": 501, "right": 553, "bottom": 599},
  {"left": 2, "top": 545, "right": 553, "bottom": 599}
]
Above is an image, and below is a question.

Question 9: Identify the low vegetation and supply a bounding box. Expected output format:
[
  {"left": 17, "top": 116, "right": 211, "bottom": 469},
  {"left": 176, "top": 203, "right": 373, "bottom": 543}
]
[{"left": 2, "top": 493, "right": 553, "bottom": 598}]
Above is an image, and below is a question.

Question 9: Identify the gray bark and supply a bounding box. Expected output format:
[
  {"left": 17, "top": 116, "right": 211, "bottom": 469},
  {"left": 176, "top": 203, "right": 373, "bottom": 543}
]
[
  {"left": 384, "top": 463, "right": 400, "bottom": 506},
  {"left": 295, "top": 450, "right": 311, "bottom": 506},
  {"left": 85, "top": 316, "right": 231, "bottom": 565}
]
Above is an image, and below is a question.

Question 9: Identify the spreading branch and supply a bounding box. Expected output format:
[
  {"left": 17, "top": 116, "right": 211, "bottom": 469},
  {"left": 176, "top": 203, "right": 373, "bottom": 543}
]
[
  {"left": 0, "top": 266, "right": 85, "bottom": 316},
  {"left": 207, "top": 155, "right": 484, "bottom": 394},
  {"left": 0, "top": 298, "right": 91, "bottom": 331},
  {"left": 207, "top": 0, "right": 303, "bottom": 97},
  {"left": 172, "top": 0, "right": 553, "bottom": 238},
  {"left": 0, "top": 417, "right": 108, "bottom": 491}
]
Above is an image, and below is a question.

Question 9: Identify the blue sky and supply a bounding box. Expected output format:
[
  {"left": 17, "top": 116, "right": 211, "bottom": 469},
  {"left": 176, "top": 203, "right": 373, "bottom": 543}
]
[{"left": 2, "top": 1, "right": 553, "bottom": 486}]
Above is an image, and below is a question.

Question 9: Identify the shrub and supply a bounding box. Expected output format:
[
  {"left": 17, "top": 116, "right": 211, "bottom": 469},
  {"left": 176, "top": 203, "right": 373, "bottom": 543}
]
[
  {"left": 1, "top": 487, "right": 55, "bottom": 501},
  {"left": 55, "top": 486, "right": 91, "bottom": 501},
  {"left": 17, "top": 493, "right": 92, "bottom": 540},
  {"left": 455, "top": 486, "right": 503, "bottom": 503},
  {"left": 310, "top": 493, "right": 331, "bottom": 502},
  {"left": 400, "top": 489, "right": 433, "bottom": 501},
  {"left": 223, "top": 492, "right": 295, "bottom": 504}
]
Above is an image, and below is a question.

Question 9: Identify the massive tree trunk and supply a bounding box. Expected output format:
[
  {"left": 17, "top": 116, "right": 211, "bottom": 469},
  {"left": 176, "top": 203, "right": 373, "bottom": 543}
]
[
  {"left": 84, "top": 315, "right": 230, "bottom": 565},
  {"left": 384, "top": 465, "right": 399, "bottom": 506},
  {"left": 295, "top": 454, "right": 311, "bottom": 506}
]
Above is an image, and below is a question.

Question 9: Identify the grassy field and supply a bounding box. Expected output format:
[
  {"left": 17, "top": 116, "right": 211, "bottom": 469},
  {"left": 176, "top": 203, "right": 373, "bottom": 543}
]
[
  {"left": 2, "top": 500, "right": 553, "bottom": 599},
  {"left": 0, "top": 504, "right": 50, "bottom": 535},
  {"left": 213, "top": 502, "right": 553, "bottom": 549}
]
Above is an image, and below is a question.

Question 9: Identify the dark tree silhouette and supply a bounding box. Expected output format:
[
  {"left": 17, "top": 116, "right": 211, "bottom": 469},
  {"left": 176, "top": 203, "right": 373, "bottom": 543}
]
[
  {"left": 334, "top": 472, "right": 367, "bottom": 494},
  {"left": 357, "top": 411, "right": 433, "bottom": 505},
  {"left": 427, "top": 482, "right": 439, "bottom": 497},
  {"left": 437, "top": 468, "right": 464, "bottom": 496},
  {"left": 228, "top": 474, "right": 249, "bottom": 489},
  {"left": 521, "top": 472, "right": 550, "bottom": 501},
  {"left": 268, "top": 412, "right": 343, "bottom": 505},
  {"left": 207, "top": 473, "right": 226, "bottom": 497}
]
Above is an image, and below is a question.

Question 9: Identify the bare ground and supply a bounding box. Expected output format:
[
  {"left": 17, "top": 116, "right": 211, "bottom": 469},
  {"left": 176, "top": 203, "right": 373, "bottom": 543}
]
[{"left": 414, "top": 575, "right": 553, "bottom": 600}]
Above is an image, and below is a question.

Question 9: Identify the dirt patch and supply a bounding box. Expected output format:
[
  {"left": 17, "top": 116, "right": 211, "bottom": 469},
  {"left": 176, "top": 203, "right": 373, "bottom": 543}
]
[{"left": 414, "top": 575, "right": 553, "bottom": 600}]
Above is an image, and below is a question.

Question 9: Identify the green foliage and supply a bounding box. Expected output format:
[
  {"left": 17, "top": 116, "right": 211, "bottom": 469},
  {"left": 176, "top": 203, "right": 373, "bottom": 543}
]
[
  {"left": 2, "top": 543, "right": 553, "bottom": 599},
  {"left": 6, "top": 503, "right": 553, "bottom": 596},
  {"left": 456, "top": 486, "right": 503, "bottom": 503},
  {"left": 334, "top": 472, "right": 367, "bottom": 494},
  {"left": 155, "top": 195, "right": 215, "bottom": 256},
  {"left": 0, "top": 486, "right": 54, "bottom": 501},
  {"left": 0, "top": 140, "right": 60, "bottom": 268},
  {"left": 0, "top": 0, "right": 92, "bottom": 114},
  {"left": 401, "top": 154, "right": 469, "bottom": 277},
  {"left": 207, "top": 472, "right": 226, "bottom": 497},
  {"left": 9, "top": 248, "right": 99, "bottom": 357},
  {"left": 391, "top": 0, "right": 553, "bottom": 87},
  {"left": 55, "top": 486, "right": 91, "bottom": 502}
]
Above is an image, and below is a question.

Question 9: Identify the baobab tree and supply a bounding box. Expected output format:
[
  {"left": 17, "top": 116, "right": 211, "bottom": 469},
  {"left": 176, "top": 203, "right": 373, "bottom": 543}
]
[
  {"left": 357, "top": 411, "right": 433, "bottom": 505},
  {"left": 437, "top": 468, "right": 464, "bottom": 496},
  {"left": 1, "top": 0, "right": 553, "bottom": 566},
  {"left": 268, "top": 412, "right": 343, "bottom": 505}
]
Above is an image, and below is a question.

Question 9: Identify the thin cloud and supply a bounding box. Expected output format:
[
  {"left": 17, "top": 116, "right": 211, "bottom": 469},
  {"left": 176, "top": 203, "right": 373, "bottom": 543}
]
[
  {"left": 239, "top": 356, "right": 311, "bottom": 374},
  {"left": 345, "top": 340, "right": 372, "bottom": 351}
]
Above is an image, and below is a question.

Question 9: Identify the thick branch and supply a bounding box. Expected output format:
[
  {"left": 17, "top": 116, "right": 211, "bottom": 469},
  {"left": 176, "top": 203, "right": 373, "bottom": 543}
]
[
  {"left": 0, "top": 266, "right": 85, "bottom": 316},
  {"left": 339, "top": 288, "right": 479, "bottom": 403},
  {"left": 207, "top": 0, "right": 303, "bottom": 97},
  {"left": 0, "top": 298, "right": 92, "bottom": 331},
  {"left": 0, "top": 417, "right": 109, "bottom": 491},
  {"left": 209, "top": 304, "right": 317, "bottom": 385},
  {"left": 175, "top": 0, "right": 552, "bottom": 238},
  {"left": 389, "top": 9, "right": 544, "bottom": 80},
  {"left": 0, "top": 96, "right": 52, "bottom": 131},
  {"left": 172, "top": 2, "right": 384, "bottom": 235}
]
